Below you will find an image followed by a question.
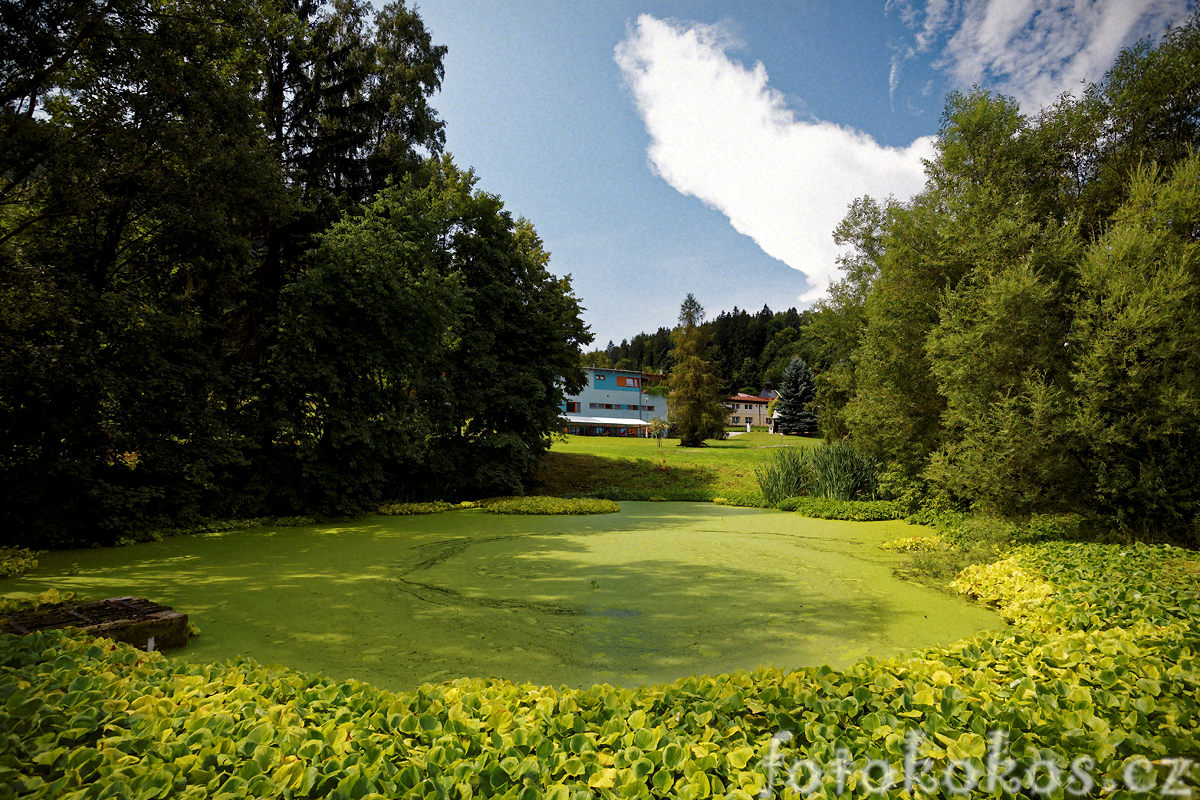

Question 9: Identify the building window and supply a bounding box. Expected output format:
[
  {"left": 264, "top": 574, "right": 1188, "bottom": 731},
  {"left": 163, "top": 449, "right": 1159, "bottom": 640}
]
[
  {"left": 595, "top": 373, "right": 606, "bottom": 382},
  {"left": 645, "top": 405, "right": 654, "bottom": 411},
  {"left": 604, "top": 403, "right": 613, "bottom": 409},
  {"left": 744, "top": 404, "right": 753, "bottom": 409},
  {"left": 616, "top": 376, "right": 640, "bottom": 388},
  {"left": 567, "top": 402, "right": 580, "bottom": 413},
  {"left": 589, "top": 402, "right": 600, "bottom": 409},
  {"left": 732, "top": 416, "right": 740, "bottom": 423}
]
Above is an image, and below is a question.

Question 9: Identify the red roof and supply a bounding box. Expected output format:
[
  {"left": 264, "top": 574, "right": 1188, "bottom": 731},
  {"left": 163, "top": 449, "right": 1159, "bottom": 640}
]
[{"left": 728, "top": 393, "right": 769, "bottom": 403}]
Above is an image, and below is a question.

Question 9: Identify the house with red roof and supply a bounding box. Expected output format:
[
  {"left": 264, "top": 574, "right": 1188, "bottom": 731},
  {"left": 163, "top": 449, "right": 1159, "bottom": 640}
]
[{"left": 724, "top": 393, "right": 770, "bottom": 428}]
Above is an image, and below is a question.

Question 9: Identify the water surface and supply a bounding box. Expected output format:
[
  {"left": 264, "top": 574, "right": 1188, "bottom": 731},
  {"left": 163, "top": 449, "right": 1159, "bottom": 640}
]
[{"left": 2, "top": 503, "right": 1000, "bottom": 691}]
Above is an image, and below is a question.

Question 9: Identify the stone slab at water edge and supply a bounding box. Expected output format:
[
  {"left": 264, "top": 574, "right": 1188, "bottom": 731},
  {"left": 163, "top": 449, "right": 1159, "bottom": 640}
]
[{"left": 0, "top": 596, "right": 189, "bottom": 651}]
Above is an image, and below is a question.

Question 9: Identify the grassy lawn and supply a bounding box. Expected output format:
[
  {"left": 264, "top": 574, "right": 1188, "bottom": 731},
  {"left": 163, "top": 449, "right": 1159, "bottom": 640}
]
[{"left": 534, "top": 432, "right": 821, "bottom": 500}]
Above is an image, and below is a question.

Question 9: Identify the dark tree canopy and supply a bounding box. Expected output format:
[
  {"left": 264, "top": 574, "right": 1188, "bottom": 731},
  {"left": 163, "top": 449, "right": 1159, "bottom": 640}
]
[{"left": 0, "top": 0, "right": 590, "bottom": 546}]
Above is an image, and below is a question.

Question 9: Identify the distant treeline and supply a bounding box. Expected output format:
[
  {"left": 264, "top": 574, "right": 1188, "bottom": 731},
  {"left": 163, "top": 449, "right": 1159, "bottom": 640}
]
[
  {"left": 0, "top": 0, "right": 589, "bottom": 547},
  {"left": 586, "top": 306, "right": 819, "bottom": 395}
]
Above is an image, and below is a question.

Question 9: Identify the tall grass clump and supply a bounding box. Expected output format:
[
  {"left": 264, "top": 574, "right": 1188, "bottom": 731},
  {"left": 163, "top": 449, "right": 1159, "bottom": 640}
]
[
  {"left": 754, "top": 447, "right": 813, "bottom": 504},
  {"left": 756, "top": 441, "right": 879, "bottom": 504},
  {"left": 808, "top": 441, "right": 879, "bottom": 500}
]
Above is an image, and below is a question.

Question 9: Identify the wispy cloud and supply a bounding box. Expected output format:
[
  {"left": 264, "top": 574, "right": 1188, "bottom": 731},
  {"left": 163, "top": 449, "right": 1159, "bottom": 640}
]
[
  {"left": 614, "top": 15, "right": 934, "bottom": 302},
  {"left": 891, "top": 0, "right": 1190, "bottom": 111}
]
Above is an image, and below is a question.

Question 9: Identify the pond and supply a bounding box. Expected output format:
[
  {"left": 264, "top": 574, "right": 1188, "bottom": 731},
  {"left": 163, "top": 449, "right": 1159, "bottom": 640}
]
[{"left": 2, "top": 502, "right": 1001, "bottom": 691}]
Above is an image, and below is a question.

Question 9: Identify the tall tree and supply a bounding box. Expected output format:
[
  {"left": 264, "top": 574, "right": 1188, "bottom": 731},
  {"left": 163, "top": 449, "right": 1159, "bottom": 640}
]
[
  {"left": 667, "top": 294, "right": 726, "bottom": 447},
  {"left": 0, "top": 0, "right": 588, "bottom": 545},
  {"left": 273, "top": 177, "right": 462, "bottom": 514},
  {"left": 773, "top": 357, "right": 817, "bottom": 435},
  {"left": 250, "top": 0, "right": 447, "bottom": 345},
  {"left": 833, "top": 13, "right": 1200, "bottom": 538},
  {"left": 809, "top": 195, "right": 889, "bottom": 438},
  {"left": 0, "top": 0, "right": 282, "bottom": 542},
  {"left": 410, "top": 159, "right": 591, "bottom": 497},
  {"left": 1070, "top": 157, "right": 1200, "bottom": 540},
  {"left": 846, "top": 88, "right": 1034, "bottom": 479}
]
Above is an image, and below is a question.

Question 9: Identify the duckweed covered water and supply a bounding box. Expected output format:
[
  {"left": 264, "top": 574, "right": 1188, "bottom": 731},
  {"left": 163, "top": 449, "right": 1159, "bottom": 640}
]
[{"left": 1, "top": 502, "right": 1000, "bottom": 691}]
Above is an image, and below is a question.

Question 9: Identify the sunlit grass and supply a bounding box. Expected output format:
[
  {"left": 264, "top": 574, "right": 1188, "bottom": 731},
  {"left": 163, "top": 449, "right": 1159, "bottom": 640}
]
[{"left": 536, "top": 432, "right": 822, "bottom": 499}]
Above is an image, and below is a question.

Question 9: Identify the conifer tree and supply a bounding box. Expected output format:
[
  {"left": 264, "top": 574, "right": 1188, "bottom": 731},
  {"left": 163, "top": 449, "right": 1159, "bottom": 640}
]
[
  {"left": 668, "top": 295, "right": 727, "bottom": 447},
  {"left": 774, "top": 357, "right": 817, "bottom": 435}
]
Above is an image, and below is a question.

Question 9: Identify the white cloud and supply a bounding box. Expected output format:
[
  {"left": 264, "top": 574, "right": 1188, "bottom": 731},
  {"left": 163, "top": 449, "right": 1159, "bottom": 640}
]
[
  {"left": 614, "top": 15, "right": 935, "bottom": 302},
  {"left": 894, "top": 0, "right": 1190, "bottom": 111},
  {"left": 917, "top": 0, "right": 958, "bottom": 51}
]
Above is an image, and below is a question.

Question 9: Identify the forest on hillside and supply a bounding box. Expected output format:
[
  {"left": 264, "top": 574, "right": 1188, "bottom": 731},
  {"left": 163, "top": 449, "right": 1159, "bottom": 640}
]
[{"left": 587, "top": 305, "right": 817, "bottom": 395}]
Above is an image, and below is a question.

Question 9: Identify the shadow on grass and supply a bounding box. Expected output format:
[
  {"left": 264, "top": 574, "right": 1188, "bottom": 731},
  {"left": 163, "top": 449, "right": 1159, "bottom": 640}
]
[{"left": 532, "top": 452, "right": 719, "bottom": 500}]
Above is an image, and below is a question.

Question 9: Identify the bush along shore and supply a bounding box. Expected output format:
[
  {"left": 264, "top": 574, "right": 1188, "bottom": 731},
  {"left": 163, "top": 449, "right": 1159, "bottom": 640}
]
[{"left": 2, "top": 541, "right": 1197, "bottom": 799}]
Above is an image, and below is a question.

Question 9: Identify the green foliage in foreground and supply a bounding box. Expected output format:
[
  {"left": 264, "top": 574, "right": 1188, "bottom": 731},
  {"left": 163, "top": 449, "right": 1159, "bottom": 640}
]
[
  {"left": 776, "top": 497, "right": 902, "bottom": 521},
  {"left": 482, "top": 497, "right": 620, "bottom": 515},
  {"left": 0, "top": 548, "right": 38, "bottom": 579},
  {"left": 2, "top": 541, "right": 1198, "bottom": 799},
  {"left": 0, "top": 589, "right": 79, "bottom": 616},
  {"left": 755, "top": 442, "right": 879, "bottom": 505}
]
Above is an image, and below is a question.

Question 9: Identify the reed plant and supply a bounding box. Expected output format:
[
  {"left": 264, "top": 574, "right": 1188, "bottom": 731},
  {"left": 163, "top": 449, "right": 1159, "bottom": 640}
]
[{"left": 755, "top": 441, "right": 879, "bottom": 504}]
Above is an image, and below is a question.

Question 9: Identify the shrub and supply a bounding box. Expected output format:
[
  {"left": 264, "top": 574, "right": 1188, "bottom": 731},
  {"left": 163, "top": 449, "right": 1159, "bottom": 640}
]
[
  {"left": 712, "top": 492, "right": 770, "bottom": 508},
  {"left": 0, "top": 547, "right": 38, "bottom": 578},
  {"left": 777, "top": 497, "right": 902, "bottom": 520},
  {"left": 755, "top": 441, "right": 879, "bottom": 505},
  {"left": 903, "top": 506, "right": 971, "bottom": 529},
  {"left": 895, "top": 514, "right": 1017, "bottom": 580},
  {"left": 879, "top": 534, "right": 945, "bottom": 552},
  {"left": 1024, "top": 512, "right": 1095, "bottom": 542},
  {"left": 483, "top": 497, "right": 620, "bottom": 515},
  {"left": 378, "top": 501, "right": 455, "bottom": 516}
]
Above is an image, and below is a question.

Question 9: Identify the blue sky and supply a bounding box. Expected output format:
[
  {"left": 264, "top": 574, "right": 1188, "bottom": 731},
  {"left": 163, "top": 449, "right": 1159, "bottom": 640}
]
[{"left": 416, "top": 1, "right": 1191, "bottom": 347}]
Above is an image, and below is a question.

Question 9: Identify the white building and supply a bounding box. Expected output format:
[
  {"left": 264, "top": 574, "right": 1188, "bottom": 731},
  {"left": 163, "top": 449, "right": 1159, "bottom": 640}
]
[
  {"left": 724, "top": 393, "right": 770, "bottom": 428},
  {"left": 561, "top": 368, "right": 667, "bottom": 437}
]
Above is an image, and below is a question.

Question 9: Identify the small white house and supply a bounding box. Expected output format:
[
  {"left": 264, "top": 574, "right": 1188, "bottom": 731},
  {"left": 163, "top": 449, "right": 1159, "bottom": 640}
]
[{"left": 724, "top": 393, "right": 770, "bottom": 428}]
